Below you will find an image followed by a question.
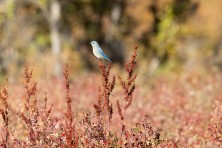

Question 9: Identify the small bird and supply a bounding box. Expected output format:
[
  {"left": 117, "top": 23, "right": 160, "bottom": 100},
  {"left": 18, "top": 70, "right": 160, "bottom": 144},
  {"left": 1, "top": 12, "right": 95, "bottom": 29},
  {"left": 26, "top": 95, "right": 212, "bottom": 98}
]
[{"left": 90, "top": 41, "right": 111, "bottom": 62}]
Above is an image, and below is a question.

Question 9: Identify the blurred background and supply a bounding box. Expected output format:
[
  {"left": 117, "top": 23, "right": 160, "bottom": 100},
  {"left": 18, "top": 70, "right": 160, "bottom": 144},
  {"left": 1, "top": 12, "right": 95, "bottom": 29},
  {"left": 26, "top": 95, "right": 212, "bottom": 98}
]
[{"left": 0, "top": 0, "right": 222, "bottom": 82}]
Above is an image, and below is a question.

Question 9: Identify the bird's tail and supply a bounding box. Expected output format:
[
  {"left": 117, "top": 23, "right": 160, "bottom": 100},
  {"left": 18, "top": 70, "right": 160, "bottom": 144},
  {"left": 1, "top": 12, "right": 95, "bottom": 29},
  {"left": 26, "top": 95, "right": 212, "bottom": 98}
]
[
  {"left": 104, "top": 56, "right": 112, "bottom": 62},
  {"left": 100, "top": 51, "right": 112, "bottom": 62}
]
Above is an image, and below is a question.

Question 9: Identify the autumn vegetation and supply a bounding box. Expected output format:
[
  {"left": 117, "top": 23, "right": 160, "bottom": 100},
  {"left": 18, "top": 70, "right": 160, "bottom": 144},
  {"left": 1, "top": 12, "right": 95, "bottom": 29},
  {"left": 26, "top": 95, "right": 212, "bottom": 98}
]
[
  {"left": 0, "top": 44, "right": 222, "bottom": 147},
  {"left": 1, "top": 0, "right": 222, "bottom": 147}
]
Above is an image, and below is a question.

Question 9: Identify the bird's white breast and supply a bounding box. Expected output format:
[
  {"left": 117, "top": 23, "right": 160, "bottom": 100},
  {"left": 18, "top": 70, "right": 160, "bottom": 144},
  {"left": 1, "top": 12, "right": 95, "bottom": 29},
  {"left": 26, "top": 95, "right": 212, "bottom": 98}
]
[{"left": 93, "top": 47, "right": 102, "bottom": 59}]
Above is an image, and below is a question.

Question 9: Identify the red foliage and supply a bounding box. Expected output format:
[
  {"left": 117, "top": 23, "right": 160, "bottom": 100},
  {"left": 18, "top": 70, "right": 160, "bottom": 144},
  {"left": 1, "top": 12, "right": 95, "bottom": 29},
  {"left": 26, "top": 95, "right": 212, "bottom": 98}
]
[
  {"left": 94, "top": 61, "right": 115, "bottom": 125},
  {"left": 63, "top": 64, "right": 78, "bottom": 147},
  {"left": 208, "top": 97, "right": 222, "bottom": 146},
  {"left": 0, "top": 79, "right": 9, "bottom": 148},
  {"left": 0, "top": 44, "right": 221, "bottom": 147}
]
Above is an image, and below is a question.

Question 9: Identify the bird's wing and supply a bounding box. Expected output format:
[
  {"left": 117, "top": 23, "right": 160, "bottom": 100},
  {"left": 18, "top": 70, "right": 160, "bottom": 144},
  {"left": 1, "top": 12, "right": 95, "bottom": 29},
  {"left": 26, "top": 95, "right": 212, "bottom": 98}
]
[{"left": 97, "top": 47, "right": 103, "bottom": 53}]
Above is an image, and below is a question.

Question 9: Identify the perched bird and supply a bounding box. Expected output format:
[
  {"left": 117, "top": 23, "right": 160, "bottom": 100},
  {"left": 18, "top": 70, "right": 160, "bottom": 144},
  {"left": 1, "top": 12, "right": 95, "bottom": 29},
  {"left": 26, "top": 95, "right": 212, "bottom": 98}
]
[{"left": 90, "top": 41, "right": 111, "bottom": 62}]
